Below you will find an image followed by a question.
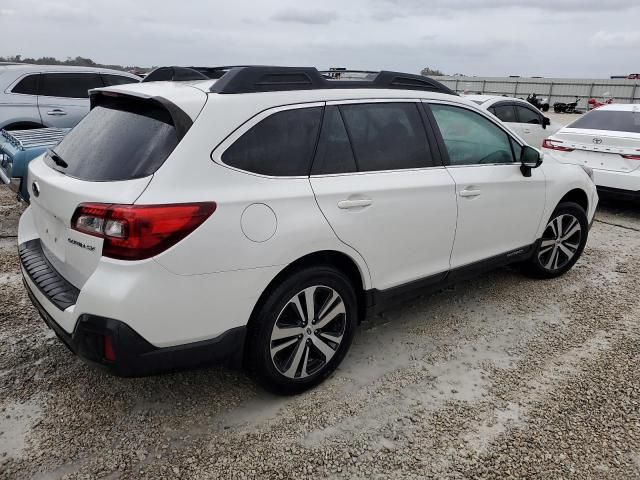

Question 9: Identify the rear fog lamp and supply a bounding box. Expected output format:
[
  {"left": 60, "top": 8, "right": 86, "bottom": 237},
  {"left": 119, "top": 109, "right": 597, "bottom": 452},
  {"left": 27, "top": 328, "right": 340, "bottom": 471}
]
[{"left": 103, "top": 335, "right": 116, "bottom": 362}]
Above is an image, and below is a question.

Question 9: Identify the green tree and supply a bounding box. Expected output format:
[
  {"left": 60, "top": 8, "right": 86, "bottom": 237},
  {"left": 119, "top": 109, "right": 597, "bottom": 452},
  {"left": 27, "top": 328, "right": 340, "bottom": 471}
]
[{"left": 420, "top": 67, "right": 445, "bottom": 77}]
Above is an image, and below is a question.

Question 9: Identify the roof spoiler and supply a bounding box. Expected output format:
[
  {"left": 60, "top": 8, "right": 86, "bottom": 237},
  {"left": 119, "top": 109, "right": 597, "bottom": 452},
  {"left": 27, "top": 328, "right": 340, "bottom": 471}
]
[{"left": 89, "top": 90, "right": 193, "bottom": 140}]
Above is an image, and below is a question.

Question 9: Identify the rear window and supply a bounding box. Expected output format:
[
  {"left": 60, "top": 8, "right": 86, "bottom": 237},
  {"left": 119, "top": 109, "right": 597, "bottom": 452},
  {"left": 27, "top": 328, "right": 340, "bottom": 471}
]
[
  {"left": 46, "top": 98, "right": 178, "bottom": 181},
  {"left": 568, "top": 110, "right": 640, "bottom": 134},
  {"left": 222, "top": 107, "right": 323, "bottom": 176},
  {"left": 40, "top": 73, "right": 103, "bottom": 98},
  {"left": 12, "top": 74, "right": 39, "bottom": 95},
  {"left": 492, "top": 105, "right": 516, "bottom": 123}
]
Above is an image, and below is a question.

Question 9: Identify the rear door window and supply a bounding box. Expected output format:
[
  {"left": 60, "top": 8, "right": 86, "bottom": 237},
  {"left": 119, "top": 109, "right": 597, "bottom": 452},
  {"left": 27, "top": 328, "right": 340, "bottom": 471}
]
[
  {"left": 516, "top": 105, "right": 542, "bottom": 124},
  {"left": 101, "top": 74, "right": 139, "bottom": 86},
  {"left": 492, "top": 104, "right": 517, "bottom": 123},
  {"left": 40, "top": 73, "right": 104, "bottom": 98},
  {"left": 339, "top": 102, "right": 433, "bottom": 171},
  {"left": 46, "top": 97, "right": 179, "bottom": 181},
  {"left": 11, "top": 74, "right": 40, "bottom": 95},
  {"left": 568, "top": 110, "right": 640, "bottom": 134},
  {"left": 222, "top": 107, "right": 323, "bottom": 176}
]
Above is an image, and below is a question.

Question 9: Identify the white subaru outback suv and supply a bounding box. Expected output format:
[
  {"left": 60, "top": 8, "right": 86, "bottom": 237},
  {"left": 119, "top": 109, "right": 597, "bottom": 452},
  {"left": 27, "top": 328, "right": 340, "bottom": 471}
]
[{"left": 18, "top": 66, "right": 598, "bottom": 394}]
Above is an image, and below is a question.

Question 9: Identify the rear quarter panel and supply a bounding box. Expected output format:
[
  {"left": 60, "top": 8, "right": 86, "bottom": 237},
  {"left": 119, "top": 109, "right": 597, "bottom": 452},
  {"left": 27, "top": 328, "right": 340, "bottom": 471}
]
[{"left": 134, "top": 96, "right": 373, "bottom": 289}]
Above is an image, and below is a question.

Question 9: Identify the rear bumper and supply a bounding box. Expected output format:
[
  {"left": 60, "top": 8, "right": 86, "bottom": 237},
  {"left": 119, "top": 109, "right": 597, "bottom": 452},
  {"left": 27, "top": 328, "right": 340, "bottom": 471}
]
[
  {"left": 597, "top": 186, "right": 640, "bottom": 200},
  {"left": 18, "top": 205, "right": 275, "bottom": 348},
  {"left": 592, "top": 167, "right": 640, "bottom": 193},
  {"left": 24, "top": 277, "right": 246, "bottom": 376}
]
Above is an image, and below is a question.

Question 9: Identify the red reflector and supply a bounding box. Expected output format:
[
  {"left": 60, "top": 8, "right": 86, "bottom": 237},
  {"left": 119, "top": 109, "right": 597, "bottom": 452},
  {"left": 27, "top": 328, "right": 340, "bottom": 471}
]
[
  {"left": 103, "top": 335, "right": 116, "bottom": 362},
  {"left": 71, "top": 202, "right": 216, "bottom": 260},
  {"left": 621, "top": 154, "right": 640, "bottom": 160},
  {"left": 542, "top": 139, "right": 574, "bottom": 152}
]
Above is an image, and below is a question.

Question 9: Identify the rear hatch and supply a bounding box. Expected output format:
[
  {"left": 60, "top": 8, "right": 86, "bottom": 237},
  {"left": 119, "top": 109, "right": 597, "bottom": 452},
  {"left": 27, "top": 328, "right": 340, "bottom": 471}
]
[
  {"left": 26, "top": 90, "right": 204, "bottom": 288},
  {"left": 551, "top": 109, "right": 640, "bottom": 173}
]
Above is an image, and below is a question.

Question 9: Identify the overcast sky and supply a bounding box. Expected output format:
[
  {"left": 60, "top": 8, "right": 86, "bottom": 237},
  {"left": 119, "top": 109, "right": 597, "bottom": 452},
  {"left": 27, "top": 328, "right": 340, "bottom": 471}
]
[{"left": 1, "top": 0, "right": 639, "bottom": 78}]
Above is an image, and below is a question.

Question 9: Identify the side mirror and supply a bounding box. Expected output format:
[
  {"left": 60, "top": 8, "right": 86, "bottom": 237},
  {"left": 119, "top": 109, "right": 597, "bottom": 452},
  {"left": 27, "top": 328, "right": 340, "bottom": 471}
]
[
  {"left": 542, "top": 116, "right": 550, "bottom": 129},
  {"left": 520, "top": 145, "right": 543, "bottom": 177}
]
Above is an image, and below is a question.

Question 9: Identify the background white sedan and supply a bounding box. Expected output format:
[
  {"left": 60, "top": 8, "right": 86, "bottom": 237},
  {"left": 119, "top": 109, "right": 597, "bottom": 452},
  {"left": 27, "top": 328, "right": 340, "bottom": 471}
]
[
  {"left": 466, "top": 95, "right": 562, "bottom": 147},
  {"left": 542, "top": 104, "right": 640, "bottom": 198}
]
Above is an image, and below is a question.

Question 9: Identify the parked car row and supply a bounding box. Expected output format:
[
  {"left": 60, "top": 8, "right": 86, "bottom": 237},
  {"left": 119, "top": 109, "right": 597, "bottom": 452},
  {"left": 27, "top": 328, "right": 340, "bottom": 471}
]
[{"left": 15, "top": 66, "right": 598, "bottom": 393}]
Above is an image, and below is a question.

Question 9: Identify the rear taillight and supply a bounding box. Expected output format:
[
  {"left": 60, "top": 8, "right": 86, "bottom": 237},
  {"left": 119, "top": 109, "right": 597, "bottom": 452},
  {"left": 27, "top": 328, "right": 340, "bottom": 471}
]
[
  {"left": 71, "top": 202, "right": 216, "bottom": 260},
  {"left": 621, "top": 153, "right": 640, "bottom": 160},
  {"left": 542, "top": 139, "right": 574, "bottom": 152}
]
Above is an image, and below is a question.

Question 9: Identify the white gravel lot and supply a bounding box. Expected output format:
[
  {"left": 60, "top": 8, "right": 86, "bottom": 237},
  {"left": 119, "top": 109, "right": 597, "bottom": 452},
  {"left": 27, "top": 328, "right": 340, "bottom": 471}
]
[{"left": 1, "top": 182, "right": 639, "bottom": 479}]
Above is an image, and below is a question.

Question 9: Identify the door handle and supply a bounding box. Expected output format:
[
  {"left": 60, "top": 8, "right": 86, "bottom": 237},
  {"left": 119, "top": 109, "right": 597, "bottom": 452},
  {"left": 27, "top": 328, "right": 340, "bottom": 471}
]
[
  {"left": 337, "top": 198, "right": 372, "bottom": 209},
  {"left": 459, "top": 189, "right": 481, "bottom": 198},
  {"left": 522, "top": 128, "right": 532, "bottom": 133},
  {"left": 46, "top": 109, "right": 67, "bottom": 116}
]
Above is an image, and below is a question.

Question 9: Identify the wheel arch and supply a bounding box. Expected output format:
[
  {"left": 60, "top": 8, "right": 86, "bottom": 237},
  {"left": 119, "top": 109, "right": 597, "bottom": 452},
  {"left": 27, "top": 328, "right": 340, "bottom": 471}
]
[
  {"left": 246, "top": 250, "right": 369, "bottom": 335},
  {"left": 558, "top": 188, "right": 589, "bottom": 213},
  {"left": 2, "top": 121, "right": 45, "bottom": 131}
]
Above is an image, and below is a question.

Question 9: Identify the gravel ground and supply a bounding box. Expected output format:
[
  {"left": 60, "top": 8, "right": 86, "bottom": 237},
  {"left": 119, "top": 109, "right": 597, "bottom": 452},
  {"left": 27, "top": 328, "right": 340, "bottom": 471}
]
[{"left": 1, "top": 185, "right": 639, "bottom": 480}]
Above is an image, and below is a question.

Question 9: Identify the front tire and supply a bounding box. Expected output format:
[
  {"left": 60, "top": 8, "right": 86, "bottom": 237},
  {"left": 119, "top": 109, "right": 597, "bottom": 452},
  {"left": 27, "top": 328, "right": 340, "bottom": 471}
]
[
  {"left": 522, "top": 202, "right": 589, "bottom": 279},
  {"left": 246, "top": 266, "right": 357, "bottom": 394}
]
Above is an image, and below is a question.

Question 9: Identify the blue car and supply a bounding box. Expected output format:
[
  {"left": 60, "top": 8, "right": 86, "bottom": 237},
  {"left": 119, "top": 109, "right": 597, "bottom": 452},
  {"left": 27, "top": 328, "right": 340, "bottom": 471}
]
[{"left": 0, "top": 128, "right": 68, "bottom": 202}]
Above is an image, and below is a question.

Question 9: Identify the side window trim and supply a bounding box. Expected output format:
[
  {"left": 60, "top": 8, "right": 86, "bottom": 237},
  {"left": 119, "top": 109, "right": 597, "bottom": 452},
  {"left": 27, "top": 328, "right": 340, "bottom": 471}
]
[
  {"left": 421, "top": 101, "right": 451, "bottom": 167},
  {"left": 422, "top": 100, "right": 523, "bottom": 167},
  {"left": 336, "top": 105, "right": 361, "bottom": 172},
  {"left": 417, "top": 102, "right": 445, "bottom": 167},
  {"left": 211, "top": 101, "right": 326, "bottom": 179}
]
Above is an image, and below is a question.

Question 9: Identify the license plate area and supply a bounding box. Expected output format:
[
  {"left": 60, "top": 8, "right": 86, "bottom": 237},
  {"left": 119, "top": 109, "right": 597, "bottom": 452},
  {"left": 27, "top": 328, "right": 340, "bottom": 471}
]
[
  {"left": 33, "top": 204, "right": 67, "bottom": 261},
  {"left": 578, "top": 150, "right": 633, "bottom": 173}
]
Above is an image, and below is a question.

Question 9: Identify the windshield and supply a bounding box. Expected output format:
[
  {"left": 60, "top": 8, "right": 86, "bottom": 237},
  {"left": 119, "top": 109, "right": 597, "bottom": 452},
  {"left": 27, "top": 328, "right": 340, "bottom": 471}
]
[
  {"left": 46, "top": 98, "right": 179, "bottom": 181},
  {"left": 568, "top": 110, "right": 640, "bottom": 134}
]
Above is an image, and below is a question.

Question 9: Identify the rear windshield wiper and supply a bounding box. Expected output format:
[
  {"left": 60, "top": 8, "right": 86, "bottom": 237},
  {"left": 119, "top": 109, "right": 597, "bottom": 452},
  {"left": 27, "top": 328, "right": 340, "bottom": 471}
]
[{"left": 49, "top": 150, "right": 68, "bottom": 169}]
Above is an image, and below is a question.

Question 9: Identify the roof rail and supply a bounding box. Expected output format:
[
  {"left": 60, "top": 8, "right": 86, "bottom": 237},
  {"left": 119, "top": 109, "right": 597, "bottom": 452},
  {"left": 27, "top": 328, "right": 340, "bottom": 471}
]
[{"left": 209, "top": 66, "right": 457, "bottom": 95}]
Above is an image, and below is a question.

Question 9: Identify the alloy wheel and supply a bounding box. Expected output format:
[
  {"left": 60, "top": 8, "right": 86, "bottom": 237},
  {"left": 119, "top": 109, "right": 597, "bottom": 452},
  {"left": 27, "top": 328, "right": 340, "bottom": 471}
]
[
  {"left": 538, "top": 213, "right": 582, "bottom": 271},
  {"left": 270, "top": 285, "right": 346, "bottom": 379}
]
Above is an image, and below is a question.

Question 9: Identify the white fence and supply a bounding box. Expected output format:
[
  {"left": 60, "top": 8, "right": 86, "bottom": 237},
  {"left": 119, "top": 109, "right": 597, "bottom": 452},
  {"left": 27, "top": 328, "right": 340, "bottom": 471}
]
[{"left": 433, "top": 76, "right": 640, "bottom": 108}]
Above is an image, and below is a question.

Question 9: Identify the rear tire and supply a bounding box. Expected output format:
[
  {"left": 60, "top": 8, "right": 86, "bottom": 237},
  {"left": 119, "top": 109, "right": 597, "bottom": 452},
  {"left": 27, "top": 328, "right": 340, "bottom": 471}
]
[
  {"left": 522, "top": 202, "right": 589, "bottom": 279},
  {"left": 246, "top": 266, "right": 357, "bottom": 395}
]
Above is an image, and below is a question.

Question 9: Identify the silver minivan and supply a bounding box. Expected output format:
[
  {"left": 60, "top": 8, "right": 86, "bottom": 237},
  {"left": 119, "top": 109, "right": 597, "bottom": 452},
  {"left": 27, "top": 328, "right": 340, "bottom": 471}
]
[{"left": 0, "top": 64, "right": 139, "bottom": 130}]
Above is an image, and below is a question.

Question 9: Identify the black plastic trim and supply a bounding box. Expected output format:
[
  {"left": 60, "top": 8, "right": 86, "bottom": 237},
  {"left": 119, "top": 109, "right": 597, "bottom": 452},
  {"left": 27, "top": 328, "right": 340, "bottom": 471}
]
[
  {"left": 596, "top": 186, "right": 640, "bottom": 200},
  {"left": 209, "top": 66, "right": 458, "bottom": 95},
  {"left": 23, "top": 280, "right": 247, "bottom": 377},
  {"left": 19, "top": 239, "right": 79, "bottom": 310},
  {"left": 366, "top": 242, "right": 538, "bottom": 315}
]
